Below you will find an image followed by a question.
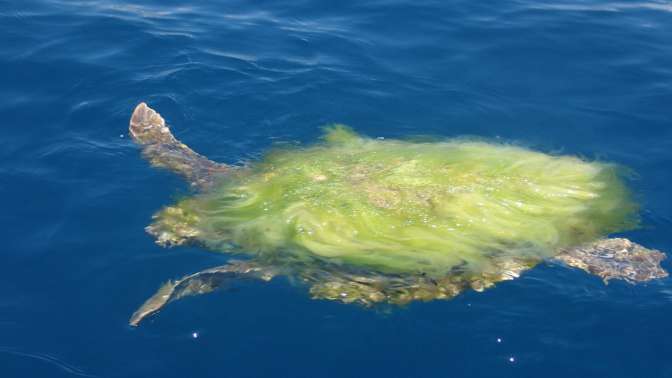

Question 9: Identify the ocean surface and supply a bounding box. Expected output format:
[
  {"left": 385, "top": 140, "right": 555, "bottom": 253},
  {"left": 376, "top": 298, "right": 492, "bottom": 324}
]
[{"left": 2, "top": 0, "right": 672, "bottom": 377}]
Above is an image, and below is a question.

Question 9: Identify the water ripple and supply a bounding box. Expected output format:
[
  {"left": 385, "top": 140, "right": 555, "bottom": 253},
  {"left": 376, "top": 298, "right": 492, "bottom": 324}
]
[
  {"left": 522, "top": 1, "right": 672, "bottom": 13},
  {"left": 0, "top": 347, "right": 97, "bottom": 378}
]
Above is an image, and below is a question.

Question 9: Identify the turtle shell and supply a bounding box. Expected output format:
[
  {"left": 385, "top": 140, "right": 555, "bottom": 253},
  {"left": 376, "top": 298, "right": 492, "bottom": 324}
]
[{"left": 148, "top": 126, "right": 637, "bottom": 278}]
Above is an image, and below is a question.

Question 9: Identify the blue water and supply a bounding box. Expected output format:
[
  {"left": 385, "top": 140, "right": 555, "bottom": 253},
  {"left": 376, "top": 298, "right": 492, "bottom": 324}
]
[{"left": 2, "top": 0, "right": 672, "bottom": 377}]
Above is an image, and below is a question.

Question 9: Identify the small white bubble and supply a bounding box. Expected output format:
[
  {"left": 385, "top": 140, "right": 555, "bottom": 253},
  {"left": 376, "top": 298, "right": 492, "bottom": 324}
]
[
  {"left": 192, "top": 332, "right": 199, "bottom": 339},
  {"left": 497, "top": 338, "right": 502, "bottom": 343},
  {"left": 508, "top": 356, "right": 515, "bottom": 363},
  {"left": 120, "top": 134, "right": 125, "bottom": 138}
]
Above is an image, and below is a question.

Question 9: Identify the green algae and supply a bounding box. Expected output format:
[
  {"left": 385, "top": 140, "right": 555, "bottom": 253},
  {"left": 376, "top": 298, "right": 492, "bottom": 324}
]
[{"left": 151, "top": 126, "right": 637, "bottom": 276}]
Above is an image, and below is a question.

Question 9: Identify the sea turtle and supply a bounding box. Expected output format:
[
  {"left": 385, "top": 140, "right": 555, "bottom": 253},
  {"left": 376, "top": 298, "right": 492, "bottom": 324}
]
[{"left": 128, "top": 102, "right": 668, "bottom": 326}]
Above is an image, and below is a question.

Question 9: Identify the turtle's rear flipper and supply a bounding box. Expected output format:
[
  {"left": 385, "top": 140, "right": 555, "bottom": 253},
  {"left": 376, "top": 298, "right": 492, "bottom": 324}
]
[
  {"left": 129, "top": 102, "right": 229, "bottom": 189},
  {"left": 129, "top": 260, "right": 277, "bottom": 327},
  {"left": 553, "top": 238, "right": 668, "bottom": 284}
]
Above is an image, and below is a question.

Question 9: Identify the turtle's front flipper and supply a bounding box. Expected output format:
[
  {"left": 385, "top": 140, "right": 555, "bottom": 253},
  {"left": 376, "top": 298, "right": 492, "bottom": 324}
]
[
  {"left": 129, "top": 260, "right": 277, "bottom": 327},
  {"left": 129, "top": 102, "right": 229, "bottom": 189},
  {"left": 553, "top": 238, "right": 668, "bottom": 283}
]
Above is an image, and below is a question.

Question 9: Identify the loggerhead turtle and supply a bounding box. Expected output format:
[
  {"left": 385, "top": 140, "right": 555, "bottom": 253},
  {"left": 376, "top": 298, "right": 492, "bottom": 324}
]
[{"left": 128, "top": 102, "right": 667, "bottom": 326}]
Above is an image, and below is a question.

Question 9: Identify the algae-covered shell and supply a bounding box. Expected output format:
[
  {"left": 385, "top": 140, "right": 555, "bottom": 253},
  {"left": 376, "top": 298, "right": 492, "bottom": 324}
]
[
  {"left": 128, "top": 103, "right": 667, "bottom": 326},
  {"left": 149, "top": 123, "right": 637, "bottom": 277}
]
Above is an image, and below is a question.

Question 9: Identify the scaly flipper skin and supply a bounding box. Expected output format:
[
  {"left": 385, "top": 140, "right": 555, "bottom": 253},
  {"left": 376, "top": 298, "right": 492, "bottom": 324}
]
[
  {"left": 553, "top": 238, "right": 667, "bottom": 283},
  {"left": 129, "top": 102, "right": 229, "bottom": 189},
  {"left": 129, "top": 256, "right": 537, "bottom": 326},
  {"left": 129, "top": 260, "right": 277, "bottom": 327}
]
